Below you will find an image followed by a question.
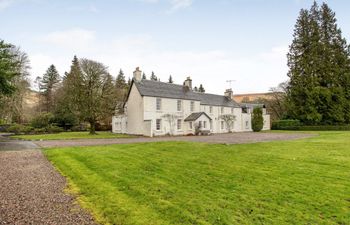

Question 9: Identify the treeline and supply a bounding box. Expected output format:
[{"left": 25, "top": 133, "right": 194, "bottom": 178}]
[{"left": 35, "top": 56, "right": 130, "bottom": 134}]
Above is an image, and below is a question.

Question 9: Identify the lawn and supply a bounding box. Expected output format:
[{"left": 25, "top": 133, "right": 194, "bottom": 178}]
[
  {"left": 12, "top": 131, "right": 130, "bottom": 140},
  {"left": 45, "top": 131, "right": 350, "bottom": 224}
]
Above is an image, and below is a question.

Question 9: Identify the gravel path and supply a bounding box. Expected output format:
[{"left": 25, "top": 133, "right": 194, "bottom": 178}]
[
  {"left": 35, "top": 132, "right": 315, "bottom": 148},
  {"left": 0, "top": 150, "right": 96, "bottom": 225}
]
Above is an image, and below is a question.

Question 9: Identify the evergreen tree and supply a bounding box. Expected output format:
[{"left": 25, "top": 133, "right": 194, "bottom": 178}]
[
  {"left": 0, "top": 40, "right": 21, "bottom": 96},
  {"left": 287, "top": 2, "right": 350, "bottom": 125},
  {"left": 198, "top": 84, "right": 205, "bottom": 93},
  {"left": 142, "top": 72, "right": 147, "bottom": 80},
  {"left": 168, "top": 75, "right": 173, "bottom": 83},
  {"left": 252, "top": 108, "right": 263, "bottom": 132},
  {"left": 40, "top": 64, "right": 60, "bottom": 113},
  {"left": 54, "top": 56, "right": 83, "bottom": 127},
  {"left": 115, "top": 69, "right": 127, "bottom": 89},
  {"left": 150, "top": 71, "right": 157, "bottom": 81}
]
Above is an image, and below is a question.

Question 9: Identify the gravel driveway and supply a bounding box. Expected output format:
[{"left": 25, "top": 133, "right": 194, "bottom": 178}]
[
  {"left": 35, "top": 132, "right": 315, "bottom": 148},
  {"left": 0, "top": 147, "right": 96, "bottom": 224}
]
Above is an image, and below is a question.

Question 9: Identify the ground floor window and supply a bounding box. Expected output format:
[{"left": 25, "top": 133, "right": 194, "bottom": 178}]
[
  {"left": 177, "top": 119, "right": 182, "bottom": 130},
  {"left": 156, "top": 119, "right": 161, "bottom": 130},
  {"left": 199, "top": 121, "right": 202, "bottom": 128},
  {"left": 210, "top": 121, "right": 213, "bottom": 130},
  {"left": 245, "top": 121, "right": 249, "bottom": 129},
  {"left": 221, "top": 121, "right": 224, "bottom": 130},
  {"left": 189, "top": 122, "right": 193, "bottom": 129},
  {"left": 203, "top": 121, "right": 207, "bottom": 129}
]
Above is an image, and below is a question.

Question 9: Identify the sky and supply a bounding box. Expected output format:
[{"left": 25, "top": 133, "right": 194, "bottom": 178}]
[{"left": 1, "top": 0, "right": 350, "bottom": 95}]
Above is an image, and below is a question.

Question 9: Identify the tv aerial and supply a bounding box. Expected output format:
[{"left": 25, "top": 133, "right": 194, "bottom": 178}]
[{"left": 226, "top": 80, "right": 236, "bottom": 89}]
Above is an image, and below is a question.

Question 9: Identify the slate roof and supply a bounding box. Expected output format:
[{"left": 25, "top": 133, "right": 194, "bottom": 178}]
[
  {"left": 132, "top": 79, "right": 241, "bottom": 108},
  {"left": 184, "top": 112, "right": 212, "bottom": 122}
]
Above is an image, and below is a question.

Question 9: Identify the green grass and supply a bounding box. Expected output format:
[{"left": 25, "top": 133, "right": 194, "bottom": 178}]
[
  {"left": 12, "top": 131, "right": 130, "bottom": 140},
  {"left": 45, "top": 132, "right": 350, "bottom": 224}
]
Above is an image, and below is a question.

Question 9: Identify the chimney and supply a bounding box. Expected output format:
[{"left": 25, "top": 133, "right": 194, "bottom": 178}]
[
  {"left": 224, "top": 88, "right": 233, "bottom": 99},
  {"left": 183, "top": 77, "right": 192, "bottom": 90},
  {"left": 133, "top": 67, "right": 142, "bottom": 82}
]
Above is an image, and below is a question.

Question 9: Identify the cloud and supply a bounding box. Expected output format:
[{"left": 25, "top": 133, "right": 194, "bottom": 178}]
[
  {"left": 170, "top": 0, "right": 193, "bottom": 10},
  {"left": 40, "top": 28, "right": 96, "bottom": 52},
  {"left": 30, "top": 31, "right": 288, "bottom": 94},
  {"left": 0, "top": 0, "right": 15, "bottom": 10}
]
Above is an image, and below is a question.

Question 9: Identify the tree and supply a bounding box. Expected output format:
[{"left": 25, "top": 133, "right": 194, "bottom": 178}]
[
  {"left": 142, "top": 72, "right": 147, "bottom": 80},
  {"left": 150, "top": 71, "right": 157, "bottom": 81},
  {"left": 40, "top": 65, "right": 60, "bottom": 113},
  {"left": 168, "top": 75, "right": 173, "bottom": 83},
  {"left": 193, "top": 86, "right": 198, "bottom": 92},
  {"left": 79, "top": 59, "right": 116, "bottom": 134},
  {"left": 286, "top": 2, "right": 350, "bottom": 125},
  {"left": 114, "top": 69, "right": 129, "bottom": 114},
  {"left": 0, "top": 45, "right": 30, "bottom": 123},
  {"left": 115, "top": 69, "right": 126, "bottom": 89},
  {"left": 198, "top": 84, "right": 205, "bottom": 93},
  {"left": 220, "top": 114, "right": 236, "bottom": 132},
  {"left": 266, "top": 81, "right": 289, "bottom": 121},
  {"left": 251, "top": 108, "right": 263, "bottom": 132},
  {"left": 0, "top": 40, "right": 21, "bottom": 96}
]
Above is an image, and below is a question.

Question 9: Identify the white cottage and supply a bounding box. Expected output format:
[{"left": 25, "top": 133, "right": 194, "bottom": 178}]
[{"left": 112, "top": 67, "right": 270, "bottom": 137}]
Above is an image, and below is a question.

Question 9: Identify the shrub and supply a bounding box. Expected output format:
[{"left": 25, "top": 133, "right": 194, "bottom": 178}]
[
  {"left": 31, "top": 113, "right": 54, "bottom": 128},
  {"left": 271, "top": 119, "right": 350, "bottom": 131},
  {"left": 252, "top": 108, "right": 263, "bottom": 132},
  {"left": 7, "top": 124, "right": 33, "bottom": 134},
  {"left": 272, "top": 120, "right": 301, "bottom": 130},
  {"left": 46, "top": 125, "right": 64, "bottom": 133},
  {"left": 33, "top": 128, "right": 46, "bottom": 134}
]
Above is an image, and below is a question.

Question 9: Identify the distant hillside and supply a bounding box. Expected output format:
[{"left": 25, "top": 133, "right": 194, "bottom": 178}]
[
  {"left": 233, "top": 92, "right": 275, "bottom": 103},
  {"left": 23, "top": 89, "right": 40, "bottom": 122}
]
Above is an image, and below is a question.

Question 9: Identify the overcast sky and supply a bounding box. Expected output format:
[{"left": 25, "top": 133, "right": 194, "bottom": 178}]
[{"left": 1, "top": 0, "right": 350, "bottom": 94}]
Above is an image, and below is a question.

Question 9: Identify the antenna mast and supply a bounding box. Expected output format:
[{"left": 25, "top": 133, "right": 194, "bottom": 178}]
[{"left": 226, "top": 80, "right": 236, "bottom": 89}]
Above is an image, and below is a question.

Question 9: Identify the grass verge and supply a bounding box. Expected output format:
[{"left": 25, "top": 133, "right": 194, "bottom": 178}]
[{"left": 12, "top": 131, "right": 130, "bottom": 140}]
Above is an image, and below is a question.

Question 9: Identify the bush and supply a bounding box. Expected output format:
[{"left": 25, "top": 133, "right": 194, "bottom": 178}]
[
  {"left": 32, "top": 128, "right": 46, "bottom": 134},
  {"left": 7, "top": 124, "right": 33, "bottom": 134},
  {"left": 46, "top": 125, "right": 64, "bottom": 133},
  {"left": 252, "top": 108, "right": 263, "bottom": 132},
  {"left": 31, "top": 113, "right": 54, "bottom": 128},
  {"left": 272, "top": 120, "right": 350, "bottom": 131},
  {"left": 272, "top": 120, "right": 301, "bottom": 130}
]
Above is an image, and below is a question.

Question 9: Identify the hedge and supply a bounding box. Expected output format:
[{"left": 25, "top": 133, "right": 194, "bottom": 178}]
[{"left": 272, "top": 120, "right": 350, "bottom": 131}]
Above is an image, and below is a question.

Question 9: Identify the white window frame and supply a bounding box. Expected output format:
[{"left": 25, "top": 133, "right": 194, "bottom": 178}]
[
  {"left": 156, "top": 119, "right": 161, "bottom": 130},
  {"left": 189, "top": 122, "right": 193, "bottom": 129},
  {"left": 231, "top": 107, "right": 234, "bottom": 114},
  {"left": 156, "top": 98, "right": 162, "bottom": 111},
  {"left": 177, "top": 100, "right": 182, "bottom": 111},
  {"left": 203, "top": 121, "right": 207, "bottom": 129},
  {"left": 221, "top": 107, "right": 224, "bottom": 114},
  {"left": 209, "top": 106, "right": 213, "bottom": 113},
  {"left": 199, "top": 121, "right": 202, "bottom": 128},
  {"left": 177, "top": 119, "right": 182, "bottom": 130},
  {"left": 221, "top": 121, "right": 224, "bottom": 130},
  {"left": 190, "top": 101, "right": 195, "bottom": 112},
  {"left": 210, "top": 120, "right": 213, "bottom": 130}
]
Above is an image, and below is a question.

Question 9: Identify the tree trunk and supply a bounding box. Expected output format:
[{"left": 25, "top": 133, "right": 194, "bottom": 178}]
[{"left": 89, "top": 120, "right": 96, "bottom": 135}]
